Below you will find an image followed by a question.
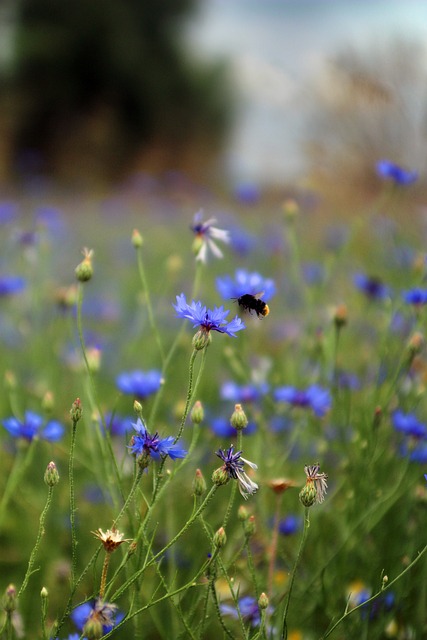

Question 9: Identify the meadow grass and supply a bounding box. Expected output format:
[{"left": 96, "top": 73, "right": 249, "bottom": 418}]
[{"left": 0, "top": 173, "right": 426, "bottom": 639}]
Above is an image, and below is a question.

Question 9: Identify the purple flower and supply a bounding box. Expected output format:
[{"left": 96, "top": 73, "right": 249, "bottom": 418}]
[
  {"left": 392, "top": 410, "right": 427, "bottom": 439},
  {"left": 220, "top": 596, "right": 263, "bottom": 627},
  {"left": 274, "top": 385, "right": 331, "bottom": 417},
  {"left": 220, "top": 380, "right": 269, "bottom": 403},
  {"left": 103, "top": 413, "right": 134, "bottom": 437},
  {"left": 278, "top": 514, "right": 302, "bottom": 536},
  {"left": 353, "top": 273, "right": 390, "bottom": 300},
  {"left": 0, "top": 275, "right": 26, "bottom": 296},
  {"left": 216, "top": 269, "right": 276, "bottom": 302},
  {"left": 191, "top": 210, "right": 229, "bottom": 263},
  {"left": 173, "top": 293, "right": 245, "bottom": 337},
  {"left": 116, "top": 370, "right": 163, "bottom": 398},
  {"left": 402, "top": 288, "right": 427, "bottom": 306},
  {"left": 129, "top": 417, "right": 187, "bottom": 467},
  {"left": 376, "top": 159, "right": 418, "bottom": 185},
  {"left": 2, "top": 411, "right": 64, "bottom": 442},
  {"left": 71, "top": 599, "right": 124, "bottom": 635},
  {"left": 215, "top": 444, "right": 258, "bottom": 499}
]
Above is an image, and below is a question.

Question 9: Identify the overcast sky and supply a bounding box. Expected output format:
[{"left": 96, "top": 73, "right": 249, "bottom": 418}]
[{"left": 186, "top": 0, "right": 427, "bottom": 184}]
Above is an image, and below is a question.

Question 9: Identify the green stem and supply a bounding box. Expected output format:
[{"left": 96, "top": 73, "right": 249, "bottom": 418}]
[
  {"left": 281, "top": 508, "right": 310, "bottom": 640},
  {"left": 0, "top": 440, "right": 36, "bottom": 530},
  {"left": 112, "top": 467, "right": 144, "bottom": 530},
  {"left": 18, "top": 486, "right": 55, "bottom": 597},
  {"left": 69, "top": 419, "right": 78, "bottom": 590},
  {"left": 135, "top": 244, "right": 165, "bottom": 365}
]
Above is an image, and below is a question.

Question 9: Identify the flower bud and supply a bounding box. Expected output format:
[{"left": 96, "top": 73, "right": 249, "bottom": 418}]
[
  {"left": 44, "top": 461, "right": 60, "bottom": 487},
  {"left": 244, "top": 514, "right": 256, "bottom": 538},
  {"left": 3, "top": 584, "right": 17, "bottom": 612},
  {"left": 40, "top": 587, "right": 48, "bottom": 599},
  {"left": 230, "top": 404, "right": 248, "bottom": 431},
  {"left": 86, "top": 347, "right": 101, "bottom": 373},
  {"left": 333, "top": 303, "right": 348, "bottom": 329},
  {"left": 213, "top": 526, "right": 227, "bottom": 548},
  {"left": 131, "top": 229, "right": 143, "bottom": 248},
  {"left": 70, "top": 398, "right": 83, "bottom": 424},
  {"left": 42, "top": 391, "right": 54, "bottom": 413},
  {"left": 193, "top": 468, "right": 207, "bottom": 496},
  {"left": 258, "top": 592, "right": 269, "bottom": 610},
  {"left": 75, "top": 248, "right": 94, "bottom": 282},
  {"left": 133, "top": 400, "right": 143, "bottom": 417},
  {"left": 237, "top": 505, "right": 249, "bottom": 521},
  {"left": 299, "top": 482, "right": 317, "bottom": 507},
  {"left": 282, "top": 198, "right": 299, "bottom": 221},
  {"left": 192, "top": 329, "right": 212, "bottom": 351},
  {"left": 212, "top": 467, "right": 230, "bottom": 487},
  {"left": 83, "top": 616, "right": 103, "bottom": 640},
  {"left": 190, "top": 401, "right": 204, "bottom": 424}
]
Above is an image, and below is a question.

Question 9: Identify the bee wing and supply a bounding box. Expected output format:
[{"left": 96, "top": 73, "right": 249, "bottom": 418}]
[{"left": 253, "top": 291, "right": 265, "bottom": 300}]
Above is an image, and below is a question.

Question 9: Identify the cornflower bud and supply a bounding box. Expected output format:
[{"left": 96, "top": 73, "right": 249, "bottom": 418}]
[
  {"left": 70, "top": 398, "right": 83, "bottom": 424},
  {"left": 333, "top": 303, "right": 348, "bottom": 329},
  {"left": 193, "top": 468, "right": 207, "bottom": 496},
  {"left": 44, "top": 461, "right": 60, "bottom": 487},
  {"left": 75, "top": 248, "right": 94, "bottom": 282},
  {"left": 131, "top": 229, "right": 143, "bottom": 248},
  {"left": 213, "top": 527, "right": 227, "bottom": 548},
  {"left": 190, "top": 400, "right": 204, "bottom": 424},
  {"left": 258, "top": 592, "right": 269, "bottom": 610},
  {"left": 133, "top": 400, "right": 143, "bottom": 417},
  {"left": 282, "top": 198, "right": 299, "bottom": 221},
  {"left": 86, "top": 347, "right": 102, "bottom": 373},
  {"left": 42, "top": 391, "right": 54, "bottom": 413},
  {"left": 230, "top": 403, "right": 248, "bottom": 431},
  {"left": 3, "top": 584, "right": 17, "bottom": 612},
  {"left": 212, "top": 466, "right": 230, "bottom": 487},
  {"left": 40, "top": 586, "right": 48, "bottom": 599},
  {"left": 237, "top": 505, "right": 249, "bottom": 521},
  {"left": 192, "top": 328, "right": 212, "bottom": 351},
  {"left": 244, "top": 514, "right": 256, "bottom": 538},
  {"left": 299, "top": 483, "right": 317, "bottom": 507}
]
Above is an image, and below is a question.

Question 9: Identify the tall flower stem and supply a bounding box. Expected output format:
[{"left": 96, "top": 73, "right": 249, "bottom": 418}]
[
  {"left": 281, "top": 507, "right": 310, "bottom": 640},
  {"left": 99, "top": 552, "right": 112, "bottom": 600},
  {"left": 0, "top": 441, "right": 36, "bottom": 530},
  {"left": 69, "top": 417, "right": 79, "bottom": 590},
  {"left": 267, "top": 491, "right": 283, "bottom": 601},
  {"left": 135, "top": 242, "right": 165, "bottom": 365},
  {"left": 18, "top": 485, "right": 55, "bottom": 597}
]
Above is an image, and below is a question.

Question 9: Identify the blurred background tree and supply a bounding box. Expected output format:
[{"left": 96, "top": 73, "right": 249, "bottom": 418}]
[{"left": 0, "top": 0, "right": 232, "bottom": 185}]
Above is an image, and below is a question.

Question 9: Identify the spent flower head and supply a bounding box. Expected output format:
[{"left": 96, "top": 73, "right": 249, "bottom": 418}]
[
  {"left": 174, "top": 293, "right": 245, "bottom": 338},
  {"left": 71, "top": 599, "right": 123, "bottom": 637},
  {"left": 92, "top": 528, "right": 131, "bottom": 553},
  {"left": 191, "top": 209, "right": 229, "bottom": 263},
  {"left": 300, "top": 463, "right": 328, "bottom": 506},
  {"left": 215, "top": 444, "right": 258, "bottom": 499}
]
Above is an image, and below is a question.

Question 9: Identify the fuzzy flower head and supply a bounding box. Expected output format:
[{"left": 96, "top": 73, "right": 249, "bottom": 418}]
[
  {"left": 216, "top": 269, "right": 276, "bottom": 302},
  {"left": 173, "top": 294, "right": 245, "bottom": 341},
  {"left": 2, "top": 411, "right": 64, "bottom": 442},
  {"left": 129, "top": 417, "right": 187, "bottom": 470},
  {"left": 191, "top": 210, "right": 229, "bottom": 263},
  {"left": 214, "top": 444, "right": 258, "bottom": 499},
  {"left": 376, "top": 159, "right": 418, "bottom": 186},
  {"left": 300, "top": 463, "right": 328, "bottom": 506},
  {"left": 92, "top": 527, "right": 131, "bottom": 553}
]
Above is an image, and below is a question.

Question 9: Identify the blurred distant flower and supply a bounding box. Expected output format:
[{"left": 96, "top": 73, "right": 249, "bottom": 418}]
[
  {"left": 210, "top": 417, "right": 257, "bottom": 438},
  {"left": 424, "top": 473, "right": 427, "bottom": 482},
  {"left": 353, "top": 273, "right": 390, "bottom": 300},
  {"left": 173, "top": 293, "right": 245, "bottom": 337},
  {"left": 216, "top": 269, "right": 276, "bottom": 301},
  {"left": 402, "top": 288, "right": 427, "bottom": 306},
  {"left": 220, "top": 596, "right": 266, "bottom": 627},
  {"left": 71, "top": 599, "right": 124, "bottom": 635},
  {"left": 229, "top": 225, "right": 256, "bottom": 255},
  {"left": 404, "top": 442, "right": 427, "bottom": 463},
  {"left": 233, "top": 182, "right": 261, "bottom": 204},
  {"left": 376, "top": 159, "right": 418, "bottom": 185},
  {"left": 323, "top": 225, "right": 349, "bottom": 252},
  {"left": 129, "top": 417, "right": 187, "bottom": 468},
  {"left": 333, "top": 369, "right": 360, "bottom": 390},
  {"left": 2, "top": 411, "right": 64, "bottom": 442},
  {"left": 116, "top": 370, "right": 163, "bottom": 398},
  {"left": 302, "top": 262, "right": 325, "bottom": 286},
  {"left": 0, "top": 201, "right": 18, "bottom": 224},
  {"left": 215, "top": 444, "right": 258, "bottom": 499},
  {"left": 392, "top": 410, "right": 427, "bottom": 439},
  {"left": 102, "top": 413, "right": 133, "bottom": 436},
  {"left": 274, "top": 384, "right": 331, "bottom": 417},
  {"left": 13, "top": 229, "right": 39, "bottom": 246},
  {"left": 0, "top": 275, "right": 26, "bottom": 297},
  {"left": 220, "top": 380, "right": 269, "bottom": 403},
  {"left": 278, "top": 514, "right": 302, "bottom": 535},
  {"left": 191, "top": 210, "right": 229, "bottom": 263}
]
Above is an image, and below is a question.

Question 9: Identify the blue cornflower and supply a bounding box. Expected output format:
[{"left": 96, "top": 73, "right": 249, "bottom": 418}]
[
  {"left": 376, "top": 159, "right": 418, "bottom": 185},
  {"left": 274, "top": 385, "right": 331, "bottom": 417},
  {"left": 71, "top": 599, "right": 124, "bottom": 635},
  {"left": 216, "top": 269, "right": 276, "bottom": 302},
  {"left": 215, "top": 444, "right": 258, "bottom": 499},
  {"left": 278, "top": 514, "right": 302, "bottom": 536},
  {"left": 424, "top": 473, "right": 427, "bottom": 482},
  {"left": 2, "top": 411, "right": 64, "bottom": 442},
  {"left": 220, "top": 596, "right": 263, "bottom": 627},
  {"left": 0, "top": 275, "right": 26, "bottom": 296},
  {"left": 173, "top": 293, "right": 245, "bottom": 338},
  {"left": 116, "top": 369, "right": 163, "bottom": 398},
  {"left": 129, "top": 417, "right": 187, "bottom": 469},
  {"left": 353, "top": 273, "right": 390, "bottom": 300},
  {"left": 220, "top": 380, "right": 269, "bottom": 403},
  {"left": 392, "top": 410, "right": 427, "bottom": 439},
  {"left": 103, "top": 413, "right": 134, "bottom": 437},
  {"left": 402, "top": 288, "right": 427, "bottom": 306},
  {"left": 191, "top": 210, "right": 229, "bottom": 263}
]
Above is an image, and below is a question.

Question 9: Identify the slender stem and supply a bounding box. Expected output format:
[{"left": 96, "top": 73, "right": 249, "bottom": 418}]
[
  {"left": 69, "top": 419, "right": 78, "bottom": 590},
  {"left": 18, "top": 486, "right": 55, "bottom": 597},
  {"left": 0, "top": 440, "right": 36, "bottom": 530},
  {"left": 281, "top": 508, "right": 310, "bottom": 640},
  {"left": 135, "top": 244, "right": 165, "bottom": 365},
  {"left": 112, "top": 467, "right": 144, "bottom": 530},
  {"left": 174, "top": 349, "right": 198, "bottom": 443},
  {"left": 99, "top": 552, "right": 111, "bottom": 599},
  {"left": 267, "top": 493, "right": 283, "bottom": 600}
]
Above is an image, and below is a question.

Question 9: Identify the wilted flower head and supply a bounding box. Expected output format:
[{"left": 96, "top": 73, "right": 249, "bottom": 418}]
[
  {"left": 376, "top": 159, "right": 418, "bottom": 186},
  {"left": 301, "top": 463, "right": 328, "bottom": 505},
  {"left": 71, "top": 598, "right": 123, "bottom": 636},
  {"left": 129, "top": 417, "right": 187, "bottom": 469},
  {"left": 216, "top": 269, "right": 276, "bottom": 302},
  {"left": 2, "top": 410, "right": 64, "bottom": 442},
  {"left": 191, "top": 210, "right": 229, "bottom": 263},
  {"left": 92, "top": 528, "right": 131, "bottom": 553},
  {"left": 215, "top": 444, "right": 258, "bottom": 499},
  {"left": 173, "top": 293, "right": 245, "bottom": 338}
]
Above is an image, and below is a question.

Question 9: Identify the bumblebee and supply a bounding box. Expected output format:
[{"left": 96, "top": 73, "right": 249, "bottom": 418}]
[{"left": 235, "top": 292, "right": 270, "bottom": 318}]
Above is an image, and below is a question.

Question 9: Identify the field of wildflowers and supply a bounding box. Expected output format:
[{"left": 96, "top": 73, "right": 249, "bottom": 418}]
[{"left": 0, "top": 163, "right": 426, "bottom": 640}]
